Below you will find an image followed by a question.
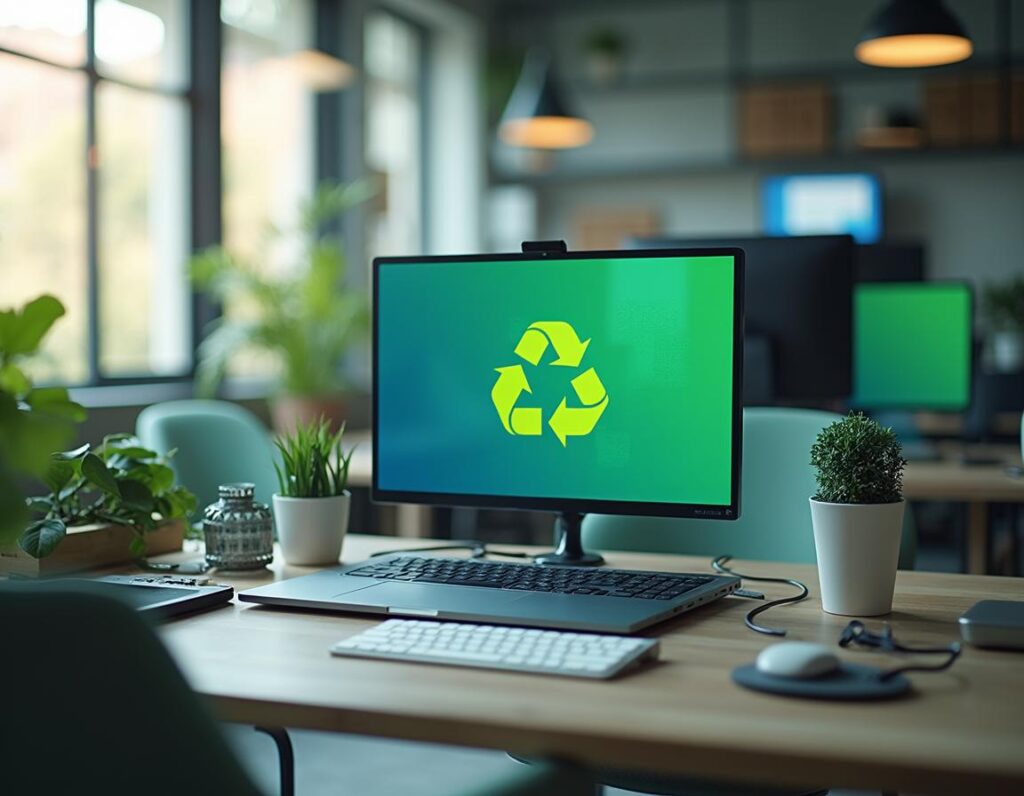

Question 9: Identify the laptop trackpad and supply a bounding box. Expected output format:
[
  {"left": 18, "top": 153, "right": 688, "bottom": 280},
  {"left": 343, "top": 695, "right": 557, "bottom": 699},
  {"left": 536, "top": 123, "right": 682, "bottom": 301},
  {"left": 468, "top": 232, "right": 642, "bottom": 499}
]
[{"left": 336, "top": 582, "right": 522, "bottom": 613}]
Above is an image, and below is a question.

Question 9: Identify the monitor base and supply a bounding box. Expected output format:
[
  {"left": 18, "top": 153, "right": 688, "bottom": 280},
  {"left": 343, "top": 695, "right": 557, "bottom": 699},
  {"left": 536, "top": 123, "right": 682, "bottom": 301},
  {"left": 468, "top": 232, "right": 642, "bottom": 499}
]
[{"left": 535, "top": 512, "right": 605, "bottom": 567}]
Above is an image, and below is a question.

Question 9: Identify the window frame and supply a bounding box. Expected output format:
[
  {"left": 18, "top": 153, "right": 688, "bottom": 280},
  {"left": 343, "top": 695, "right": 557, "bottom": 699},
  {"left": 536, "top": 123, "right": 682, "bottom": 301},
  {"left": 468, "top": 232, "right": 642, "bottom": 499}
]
[{"left": 2, "top": 0, "right": 349, "bottom": 393}]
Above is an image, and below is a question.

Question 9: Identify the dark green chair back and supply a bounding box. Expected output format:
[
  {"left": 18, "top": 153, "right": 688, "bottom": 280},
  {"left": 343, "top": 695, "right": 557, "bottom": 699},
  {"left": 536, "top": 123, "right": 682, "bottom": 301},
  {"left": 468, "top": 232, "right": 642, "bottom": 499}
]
[{"left": 0, "top": 581, "right": 263, "bottom": 795}]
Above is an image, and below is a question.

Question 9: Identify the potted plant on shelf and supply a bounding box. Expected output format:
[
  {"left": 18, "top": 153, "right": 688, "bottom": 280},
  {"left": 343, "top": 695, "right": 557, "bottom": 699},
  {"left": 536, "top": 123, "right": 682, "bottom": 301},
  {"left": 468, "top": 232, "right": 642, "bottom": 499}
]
[
  {"left": 189, "top": 181, "right": 373, "bottom": 432},
  {"left": 272, "top": 417, "right": 355, "bottom": 566},
  {"left": 981, "top": 276, "right": 1024, "bottom": 373},
  {"left": 582, "top": 27, "right": 627, "bottom": 85},
  {"left": 809, "top": 413, "right": 907, "bottom": 616}
]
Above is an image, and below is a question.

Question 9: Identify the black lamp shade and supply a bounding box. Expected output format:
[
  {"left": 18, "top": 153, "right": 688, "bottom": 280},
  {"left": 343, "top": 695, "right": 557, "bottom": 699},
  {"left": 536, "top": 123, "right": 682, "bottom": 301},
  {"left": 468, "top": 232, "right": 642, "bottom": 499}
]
[
  {"left": 856, "top": 0, "right": 972, "bottom": 67},
  {"left": 499, "top": 51, "right": 593, "bottom": 149}
]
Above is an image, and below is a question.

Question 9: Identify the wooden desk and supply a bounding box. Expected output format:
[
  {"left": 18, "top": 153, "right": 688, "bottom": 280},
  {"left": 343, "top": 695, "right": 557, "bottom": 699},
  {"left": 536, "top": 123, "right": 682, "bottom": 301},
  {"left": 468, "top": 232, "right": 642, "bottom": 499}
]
[
  {"left": 904, "top": 445, "right": 1024, "bottom": 574},
  {"left": 157, "top": 535, "right": 1024, "bottom": 795}
]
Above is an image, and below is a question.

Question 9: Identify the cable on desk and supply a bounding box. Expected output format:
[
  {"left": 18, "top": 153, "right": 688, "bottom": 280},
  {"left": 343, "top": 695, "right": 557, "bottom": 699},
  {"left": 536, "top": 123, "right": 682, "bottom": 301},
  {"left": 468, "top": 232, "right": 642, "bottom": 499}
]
[{"left": 711, "top": 555, "right": 809, "bottom": 637}]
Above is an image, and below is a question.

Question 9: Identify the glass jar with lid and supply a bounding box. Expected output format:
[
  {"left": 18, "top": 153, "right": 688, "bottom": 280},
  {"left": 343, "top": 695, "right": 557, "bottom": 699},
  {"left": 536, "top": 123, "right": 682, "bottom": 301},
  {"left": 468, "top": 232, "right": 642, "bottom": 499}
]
[{"left": 202, "top": 483, "right": 274, "bottom": 570}]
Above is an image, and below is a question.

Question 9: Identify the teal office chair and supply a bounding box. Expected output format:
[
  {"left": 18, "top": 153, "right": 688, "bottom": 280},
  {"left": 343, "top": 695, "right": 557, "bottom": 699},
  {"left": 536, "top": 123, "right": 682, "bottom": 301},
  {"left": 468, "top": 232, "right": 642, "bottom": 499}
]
[
  {"left": 0, "top": 582, "right": 593, "bottom": 796},
  {"left": 584, "top": 407, "right": 916, "bottom": 568},
  {"left": 136, "top": 399, "right": 280, "bottom": 513}
]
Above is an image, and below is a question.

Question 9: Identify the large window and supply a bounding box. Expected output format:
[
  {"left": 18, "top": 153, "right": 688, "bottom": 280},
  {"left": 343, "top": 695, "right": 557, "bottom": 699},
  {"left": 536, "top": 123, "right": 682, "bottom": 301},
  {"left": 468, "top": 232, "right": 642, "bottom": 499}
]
[
  {"left": 364, "top": 9, "right": 424, "bottom": 258},
  {"left": 220, "top": 0, "right": 316, "bottom": 381},
  {"left": 0, "top": 0, "right": 190, "bottom": 384}
]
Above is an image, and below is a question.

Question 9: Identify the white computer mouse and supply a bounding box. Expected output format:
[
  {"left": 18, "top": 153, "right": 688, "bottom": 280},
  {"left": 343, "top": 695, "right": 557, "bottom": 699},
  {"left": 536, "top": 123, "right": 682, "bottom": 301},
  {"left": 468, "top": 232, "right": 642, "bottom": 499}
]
[{"left": 755, "top": 642, "right": 840, "bottom": 679}]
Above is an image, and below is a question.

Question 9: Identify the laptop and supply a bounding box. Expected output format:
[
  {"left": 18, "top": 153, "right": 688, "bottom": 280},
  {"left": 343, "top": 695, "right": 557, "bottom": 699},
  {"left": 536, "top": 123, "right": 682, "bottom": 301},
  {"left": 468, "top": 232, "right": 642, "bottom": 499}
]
[
  {"left": 241, "top": 246, "right": 746, "bottom": 634},
  {"left": 239, "top": 554, "right": 740, "bottom": 633}
]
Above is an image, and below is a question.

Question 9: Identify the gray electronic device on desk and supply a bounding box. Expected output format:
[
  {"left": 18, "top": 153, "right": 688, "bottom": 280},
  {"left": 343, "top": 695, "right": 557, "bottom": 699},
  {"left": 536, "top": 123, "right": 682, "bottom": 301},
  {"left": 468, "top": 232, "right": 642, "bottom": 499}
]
[
  {"left": 960, "top": 600, "right": 1024, "bottom": 650},
  {"left": 23, "top": 575, "right": 233, "bottom": 620},
  {"left": 240, "top": 244, "right": 745, "bottom": 634}
]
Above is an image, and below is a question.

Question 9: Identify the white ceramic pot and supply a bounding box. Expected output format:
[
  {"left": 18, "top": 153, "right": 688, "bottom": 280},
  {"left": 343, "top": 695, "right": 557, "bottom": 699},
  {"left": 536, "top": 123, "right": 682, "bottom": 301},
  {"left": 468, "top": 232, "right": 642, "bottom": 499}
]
[
  {"left": 991, "top": 331, "right": 1024, "bottom": 373},
  {"left": 273, "top": 491, "right": 350, "bottom": 566},
  {"left": 809, "top": 498, "right": 905, "bottom": 616}
]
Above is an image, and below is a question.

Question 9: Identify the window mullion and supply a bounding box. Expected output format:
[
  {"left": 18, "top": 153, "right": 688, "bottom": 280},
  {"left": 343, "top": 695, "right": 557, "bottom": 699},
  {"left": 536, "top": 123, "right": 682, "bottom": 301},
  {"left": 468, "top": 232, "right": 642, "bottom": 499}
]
[{"left": 85, "top": 0, "right": 100, "bottom": 384}]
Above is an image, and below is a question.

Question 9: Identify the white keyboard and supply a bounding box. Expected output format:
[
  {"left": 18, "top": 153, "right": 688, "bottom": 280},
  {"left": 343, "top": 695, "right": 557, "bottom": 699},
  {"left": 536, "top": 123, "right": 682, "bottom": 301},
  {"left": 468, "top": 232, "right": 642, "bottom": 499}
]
[{"left": 330, "top": 619, "right": 659, "bottom": 679}]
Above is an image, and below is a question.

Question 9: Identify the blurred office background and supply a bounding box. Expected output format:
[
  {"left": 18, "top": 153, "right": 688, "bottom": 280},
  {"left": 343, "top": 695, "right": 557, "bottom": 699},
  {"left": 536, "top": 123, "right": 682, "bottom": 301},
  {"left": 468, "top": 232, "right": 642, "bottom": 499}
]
[{"left": 3, "top": 0, "right": 1024, "bottom": 573}]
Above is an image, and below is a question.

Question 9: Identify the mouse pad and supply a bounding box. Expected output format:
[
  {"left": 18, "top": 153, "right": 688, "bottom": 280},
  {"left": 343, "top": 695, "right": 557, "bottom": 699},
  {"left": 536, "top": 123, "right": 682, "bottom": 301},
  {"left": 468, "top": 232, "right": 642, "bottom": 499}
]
[{"left": 732, "top": 662, "right": 911, "bottom": 701}]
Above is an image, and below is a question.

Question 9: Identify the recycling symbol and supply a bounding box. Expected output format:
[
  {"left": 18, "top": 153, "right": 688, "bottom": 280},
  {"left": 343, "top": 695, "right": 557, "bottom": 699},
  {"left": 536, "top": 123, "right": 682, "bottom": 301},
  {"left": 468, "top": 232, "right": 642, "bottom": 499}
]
[{"left": 490, "top": 321, "right": 609, "bottom": 447}]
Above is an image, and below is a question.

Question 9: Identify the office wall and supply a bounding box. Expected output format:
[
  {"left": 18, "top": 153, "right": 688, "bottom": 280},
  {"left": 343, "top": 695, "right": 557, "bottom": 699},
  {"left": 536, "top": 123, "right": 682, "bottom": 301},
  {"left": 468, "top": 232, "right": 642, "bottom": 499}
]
[
  {"left": 492, "top": 0, "right": 1024, "bottom": 286},
  {"left": 535, "top": 155, "right": 1024, "bottom": 284}
]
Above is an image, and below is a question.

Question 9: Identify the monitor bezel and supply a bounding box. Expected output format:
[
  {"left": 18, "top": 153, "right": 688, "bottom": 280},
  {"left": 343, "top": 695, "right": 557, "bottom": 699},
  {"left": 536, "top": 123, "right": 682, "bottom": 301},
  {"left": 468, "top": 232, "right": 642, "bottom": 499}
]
[
  {"left": 851, "top": 280, "right": 974, "bottom": 412},
  {"left": 372, "top": 247, "right": 745, "bottom": 521}
]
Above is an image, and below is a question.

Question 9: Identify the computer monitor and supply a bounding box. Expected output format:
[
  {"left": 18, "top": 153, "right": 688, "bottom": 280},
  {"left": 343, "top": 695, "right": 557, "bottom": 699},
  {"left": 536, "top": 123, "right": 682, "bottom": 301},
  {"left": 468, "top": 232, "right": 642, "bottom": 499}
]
[
  {"left": 855, "top": 242, "right": 925, "bottom": 283},
  {"left": 853, "top": 282, "right": 972, "bottom": 411},
  {"left": 629, "top": 235, "right": 854, "bottom": 403},
  {"left": 763, "top": 173, "right": 883, "bottom": 244},
  {"left": 373, "top": 248, "right": 744, "bottom": 565}
]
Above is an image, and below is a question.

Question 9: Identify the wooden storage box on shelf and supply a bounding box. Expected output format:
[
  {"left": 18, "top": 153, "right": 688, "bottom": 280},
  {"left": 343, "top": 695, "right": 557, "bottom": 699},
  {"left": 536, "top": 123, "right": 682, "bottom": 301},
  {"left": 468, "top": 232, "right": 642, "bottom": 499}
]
[
  {"left": 924, "top": 74, "right": 1003, "bottom": 147},
  {"left": 0, "top": 519, "right": 185, "bottom": 577},
  {"left": 739, "top": 83, "right": 831, "bottom": 157}
]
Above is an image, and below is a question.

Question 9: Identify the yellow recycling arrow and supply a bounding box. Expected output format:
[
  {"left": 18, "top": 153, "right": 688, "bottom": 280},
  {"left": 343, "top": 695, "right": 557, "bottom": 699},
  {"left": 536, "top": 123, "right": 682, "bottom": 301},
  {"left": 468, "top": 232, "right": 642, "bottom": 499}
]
[
  {"left": 491, "top": 365, "right": 541, "bottom": 436},
  {"left": 548, "top": 367, "right": 609, "bottom": 447},
  {"left": 513, "top": 321, "right": 590, "bottom": 367}
]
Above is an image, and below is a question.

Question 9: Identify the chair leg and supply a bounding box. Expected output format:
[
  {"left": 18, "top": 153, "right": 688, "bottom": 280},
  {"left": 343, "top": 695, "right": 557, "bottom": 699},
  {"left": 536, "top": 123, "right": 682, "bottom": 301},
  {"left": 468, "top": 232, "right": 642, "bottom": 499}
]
[{"left": 255, "top": 726, "right": 295, "bottom": 796}]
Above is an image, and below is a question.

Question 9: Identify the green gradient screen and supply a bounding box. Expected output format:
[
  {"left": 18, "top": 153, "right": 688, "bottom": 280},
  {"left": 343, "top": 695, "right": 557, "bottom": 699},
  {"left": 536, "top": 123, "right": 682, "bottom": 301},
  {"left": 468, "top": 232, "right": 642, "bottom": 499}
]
[
  {"left": 375, "top": 255, "right": 737, "bottom": 507},
  {"left": 854, "top": 283, "right": 971, "bottom": 409}
]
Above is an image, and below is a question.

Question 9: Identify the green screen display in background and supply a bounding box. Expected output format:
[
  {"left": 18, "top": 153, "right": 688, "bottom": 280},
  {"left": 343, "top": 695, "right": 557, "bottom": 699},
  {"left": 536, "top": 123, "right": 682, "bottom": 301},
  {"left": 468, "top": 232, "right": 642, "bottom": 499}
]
[
  {"left": 376, "top": 256, "right": 737, "bottom": 507},
  {"left": 854, "top": 283, "right": 972, "bottom": 410}
]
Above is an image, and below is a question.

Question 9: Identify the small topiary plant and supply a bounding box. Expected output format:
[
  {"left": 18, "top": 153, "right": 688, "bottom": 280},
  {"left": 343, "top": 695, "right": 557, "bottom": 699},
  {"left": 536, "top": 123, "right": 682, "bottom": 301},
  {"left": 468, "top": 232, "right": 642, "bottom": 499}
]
[{"left": 810, "top": 413, "right": 906, "bottom": 504}]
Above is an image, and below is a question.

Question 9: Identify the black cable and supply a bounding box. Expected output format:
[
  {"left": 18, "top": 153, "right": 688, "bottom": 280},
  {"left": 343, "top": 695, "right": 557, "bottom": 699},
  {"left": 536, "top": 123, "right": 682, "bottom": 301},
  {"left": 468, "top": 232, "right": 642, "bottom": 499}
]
[
  {"left": 711, "top": 555, "right": 809, "bottom": 637},
  {"left": 838, "top": 620, "right": 963, "bottom": 681}
]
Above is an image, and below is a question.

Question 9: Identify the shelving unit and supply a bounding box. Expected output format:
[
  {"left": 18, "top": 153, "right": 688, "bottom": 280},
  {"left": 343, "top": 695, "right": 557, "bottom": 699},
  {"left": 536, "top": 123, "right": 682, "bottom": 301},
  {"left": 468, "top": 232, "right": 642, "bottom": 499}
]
[{"left": 489, "top": 0, "right": 1024, "bottom": 187}]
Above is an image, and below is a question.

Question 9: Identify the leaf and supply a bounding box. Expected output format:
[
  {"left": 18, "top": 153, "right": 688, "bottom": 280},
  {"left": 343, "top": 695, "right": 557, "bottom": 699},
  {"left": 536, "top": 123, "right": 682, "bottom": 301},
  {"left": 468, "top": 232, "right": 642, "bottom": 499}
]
[
  {"left": 117, "top": 478, "right": 154, "bottom": 511},
  {"left": 104, "top": 446, "right": 158, "bottom": 461},
  {"left": 129, "top": 533, "right": 148, "bottom": 558},
  {"left": 124, "top": 462, "right": 175, "bottom": 494},
  {"left": 24, "top": 387, "right": 87, "bottom": 422},
  {"left": 42, "top": 459, "right": 76, "bottom": 494},
  {"left": 0, "top": 363, "right": 30, "bottom": 396},
  {"left": 81, "top": 452, "right": 120, "bottom": 498},
  {"left": 18, "top": 518, "right": 66, "bottom": 559},
  {"left": 0, "top": 295, "right": 65, "bottom": 356},
  {"left": 53, "top": 443, "right": 90, "bottom": 461}
]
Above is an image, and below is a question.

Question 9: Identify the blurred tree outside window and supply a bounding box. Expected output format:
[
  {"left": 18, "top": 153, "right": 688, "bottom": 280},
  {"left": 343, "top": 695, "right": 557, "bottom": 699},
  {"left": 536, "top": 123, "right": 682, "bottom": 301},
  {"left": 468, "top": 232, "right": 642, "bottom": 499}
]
[{"left": 0, "top": 0, "right": 190, "bottom": 384}]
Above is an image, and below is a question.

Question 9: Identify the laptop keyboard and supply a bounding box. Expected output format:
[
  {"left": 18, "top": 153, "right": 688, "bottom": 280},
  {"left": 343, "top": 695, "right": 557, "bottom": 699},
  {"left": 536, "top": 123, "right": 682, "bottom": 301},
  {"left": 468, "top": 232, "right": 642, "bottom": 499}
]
[{"left": 346, "top": 556, "right": 714, "bottom": 600}]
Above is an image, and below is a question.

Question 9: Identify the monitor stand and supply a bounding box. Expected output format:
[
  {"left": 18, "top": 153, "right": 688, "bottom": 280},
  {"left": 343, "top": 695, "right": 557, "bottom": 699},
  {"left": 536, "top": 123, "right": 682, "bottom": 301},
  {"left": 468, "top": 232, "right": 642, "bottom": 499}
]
[{"left": 534, "top": 512, "right": 605, "bottom": 567}]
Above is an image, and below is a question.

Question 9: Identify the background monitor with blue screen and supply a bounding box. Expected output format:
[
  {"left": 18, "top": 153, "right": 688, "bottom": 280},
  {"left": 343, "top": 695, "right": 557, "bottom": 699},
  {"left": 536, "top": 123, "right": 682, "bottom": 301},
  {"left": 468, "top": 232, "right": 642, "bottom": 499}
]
[
  {"left": 373, "top": 249, "right": 743, "bottom": 526},
  {"left": 763, "top": 173, "right": 883, "bottom": 244},
  {"left": 854, "top": 282, "right": 972, "bottom": 410}
]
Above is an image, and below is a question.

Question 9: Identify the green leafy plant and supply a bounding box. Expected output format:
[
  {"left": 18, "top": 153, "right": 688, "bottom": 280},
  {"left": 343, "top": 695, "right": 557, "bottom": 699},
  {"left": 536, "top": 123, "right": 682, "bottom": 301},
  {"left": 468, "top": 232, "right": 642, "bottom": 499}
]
[
  {"left": 0, "top": 295, "right": 86, "bottom": 546},
  {"left": 21, "top": 435, "right": 198, "bottom": 559},
  {"left": 273, "top": 417, "right": 354, "bottom": 498},
  {"left": 981, "top": 276, "right": 1024, "bottom": 332},
  {"left": 584, "top": 28, "right": 626, "bottom": 56},
  {"left": 810, "top": 413, "right": 906, "bottom": 505},
  {"left": 189, "top": 181, "right": 374, "bottom": 398}
]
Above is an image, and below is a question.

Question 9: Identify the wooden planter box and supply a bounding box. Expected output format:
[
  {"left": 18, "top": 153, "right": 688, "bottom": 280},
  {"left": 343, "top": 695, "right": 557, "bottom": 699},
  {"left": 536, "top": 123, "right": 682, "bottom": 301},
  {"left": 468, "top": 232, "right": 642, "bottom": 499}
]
[{"left": 0, "top": 519, "right": 185, "bottom": 577}]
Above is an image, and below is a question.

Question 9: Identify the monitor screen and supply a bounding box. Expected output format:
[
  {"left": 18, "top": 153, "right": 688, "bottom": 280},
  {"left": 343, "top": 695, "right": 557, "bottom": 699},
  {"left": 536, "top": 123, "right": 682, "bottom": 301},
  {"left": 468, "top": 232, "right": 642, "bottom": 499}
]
[
  {"left": 373, "top": 250, "right": 743, "bottom": 519},
  {"left": 854, "top": 282, "right": 972, "bottom": 410},
  {"left": 763, "top": 173, "right": 883, "bottom": 244}
]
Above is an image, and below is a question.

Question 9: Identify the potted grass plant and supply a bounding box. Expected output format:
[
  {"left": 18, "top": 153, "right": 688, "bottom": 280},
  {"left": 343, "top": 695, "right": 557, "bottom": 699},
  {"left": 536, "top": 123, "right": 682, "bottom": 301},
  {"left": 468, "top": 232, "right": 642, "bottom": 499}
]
[
  {"left": 809, "top": 413, "right": 907, "bottom": 616},
  {"left": 272, "top": 417, "right": 355, "bottom": 566}
]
